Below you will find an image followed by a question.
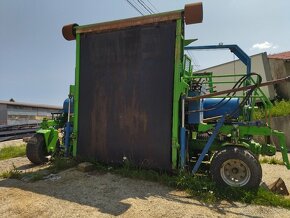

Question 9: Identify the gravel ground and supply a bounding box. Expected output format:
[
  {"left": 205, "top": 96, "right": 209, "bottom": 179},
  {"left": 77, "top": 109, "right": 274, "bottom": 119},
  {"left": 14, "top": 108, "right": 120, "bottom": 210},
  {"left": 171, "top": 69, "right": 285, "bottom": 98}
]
[
  {"left": 261, "top": 152, "right": 290, "bottom": 188},
  {"left": 0, "top": 156, "right": 290, "bottom": 217}
]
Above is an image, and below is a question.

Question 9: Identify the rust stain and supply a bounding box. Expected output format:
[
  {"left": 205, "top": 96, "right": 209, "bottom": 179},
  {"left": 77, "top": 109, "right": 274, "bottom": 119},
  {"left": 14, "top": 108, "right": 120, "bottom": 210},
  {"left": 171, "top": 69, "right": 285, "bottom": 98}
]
[
  {"left": 90, "top": 86, "right": 108, "bottom": 160},
  {"left": 118, "top": 88, "right": 148, "bottom": 138}
]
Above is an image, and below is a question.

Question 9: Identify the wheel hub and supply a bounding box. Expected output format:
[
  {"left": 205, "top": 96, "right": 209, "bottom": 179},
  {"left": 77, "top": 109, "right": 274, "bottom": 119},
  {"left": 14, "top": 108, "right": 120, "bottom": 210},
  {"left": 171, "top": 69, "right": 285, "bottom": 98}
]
[{"left": 220, "top": 159, "right": 251, "bottom": 187}]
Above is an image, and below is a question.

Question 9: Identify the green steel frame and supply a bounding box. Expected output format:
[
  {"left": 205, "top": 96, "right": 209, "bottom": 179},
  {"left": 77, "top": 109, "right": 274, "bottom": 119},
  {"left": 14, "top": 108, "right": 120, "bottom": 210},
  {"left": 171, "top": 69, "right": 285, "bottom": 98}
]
[
  {"left": 186, "top": 72, "right": 290, "bottom": 170},
  {"left": 171, "top": 19, "right": 190, "bottom": 169},
  {"left": 72, "top": 33, "right": 80, "bottom": 157}
]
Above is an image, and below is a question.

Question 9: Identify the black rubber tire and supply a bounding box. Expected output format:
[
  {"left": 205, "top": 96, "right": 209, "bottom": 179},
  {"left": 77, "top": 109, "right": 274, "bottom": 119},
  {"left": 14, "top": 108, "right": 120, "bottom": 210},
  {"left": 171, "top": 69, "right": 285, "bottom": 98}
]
[
  {"left": 26, "top": 134, "right": 48, "bottom": 164},
  {"left": 210, "top": 146, "right": 262, "bottom": 188}
]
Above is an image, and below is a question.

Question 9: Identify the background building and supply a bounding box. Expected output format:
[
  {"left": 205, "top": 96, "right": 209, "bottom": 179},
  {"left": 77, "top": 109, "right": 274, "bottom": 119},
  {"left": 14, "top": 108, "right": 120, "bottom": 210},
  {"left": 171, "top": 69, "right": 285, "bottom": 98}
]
[
  {"left": 0, "top": 100, "right": 61, "bottom": 125},
  {"left": 195, "top": 52, "right": 275, "bottom": 100},
  {"left": 268, "top": 51, "right": 290, "bottom": 100}
]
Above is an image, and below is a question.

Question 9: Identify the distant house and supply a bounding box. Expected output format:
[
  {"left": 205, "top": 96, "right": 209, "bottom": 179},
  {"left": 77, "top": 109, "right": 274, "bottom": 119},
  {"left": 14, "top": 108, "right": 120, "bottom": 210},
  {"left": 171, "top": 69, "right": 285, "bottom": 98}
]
[
  {"left": 0, "top": 100, "right": 62, "bottom": 125},
  {"left": 268, "top": 51, "right": 290, "bottom": 100}
]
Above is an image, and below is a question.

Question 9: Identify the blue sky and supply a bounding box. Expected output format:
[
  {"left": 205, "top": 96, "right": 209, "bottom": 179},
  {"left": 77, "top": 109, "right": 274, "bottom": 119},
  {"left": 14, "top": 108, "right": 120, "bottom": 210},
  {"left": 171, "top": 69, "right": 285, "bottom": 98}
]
[{"left": 1, "top": 0, "right": 289, "bottom": 105}]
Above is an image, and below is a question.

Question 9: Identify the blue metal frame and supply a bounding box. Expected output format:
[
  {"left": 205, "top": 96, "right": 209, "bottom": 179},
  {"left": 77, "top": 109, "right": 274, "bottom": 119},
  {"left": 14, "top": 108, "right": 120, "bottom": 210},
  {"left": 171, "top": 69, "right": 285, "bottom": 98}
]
[
  {"left": 184, "top": 44, "right": 251, "bottom": 75},
  {"left": 192, "top": 115, "right": 226, "bottom": 174}
]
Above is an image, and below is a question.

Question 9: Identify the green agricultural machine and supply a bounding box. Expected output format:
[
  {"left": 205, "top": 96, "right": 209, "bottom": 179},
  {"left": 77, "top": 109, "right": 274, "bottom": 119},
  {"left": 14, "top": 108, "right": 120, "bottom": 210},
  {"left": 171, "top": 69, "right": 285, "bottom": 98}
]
[{"left": 26, "top": 2, "right": 290, "bottom": 188}]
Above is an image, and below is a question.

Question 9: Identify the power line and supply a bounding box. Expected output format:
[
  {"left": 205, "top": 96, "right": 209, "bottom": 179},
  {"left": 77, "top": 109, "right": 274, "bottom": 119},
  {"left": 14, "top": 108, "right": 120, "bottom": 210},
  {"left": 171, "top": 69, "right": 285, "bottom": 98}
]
[
  {"left": 125, "top": 0, "right": 158, "bottom": 15},
  {"left": 132, "top": 0, "right": 148, "bottom": 14},
  {"left": 147, "top": 0, "right": 159, "bottom": 13},
  {"left": 186, "top": 50, "right": 200, "bottom": 71},
  {"left": 137, "top": 0, "right": 154, "bottom": 14},
  {"left": 125, "top": 0, "right": 144, "bottom": 15},
  {"left": 192, "top": 55, "right": 200, "bottom": 70}
]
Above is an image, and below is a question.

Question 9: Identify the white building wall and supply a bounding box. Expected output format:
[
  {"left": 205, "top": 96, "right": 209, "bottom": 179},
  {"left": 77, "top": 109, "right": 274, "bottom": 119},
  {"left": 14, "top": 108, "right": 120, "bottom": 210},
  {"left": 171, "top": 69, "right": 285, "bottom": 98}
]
[
  {"left": 195, "top": 53, "right": 275, "bottom": 99},
  {"left": 6, "top": 106, "right": 61, "bottom": 125}
]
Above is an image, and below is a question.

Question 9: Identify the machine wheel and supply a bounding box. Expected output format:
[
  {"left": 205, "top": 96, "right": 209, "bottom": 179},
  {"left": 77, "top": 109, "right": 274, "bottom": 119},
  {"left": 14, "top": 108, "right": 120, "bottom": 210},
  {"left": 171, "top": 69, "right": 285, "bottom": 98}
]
[
  {"left": 210, "top": 147, "right": 262, "bottom": 188},
  {"left": 26, "top": 134, "right": 48, "bottom": 164}
]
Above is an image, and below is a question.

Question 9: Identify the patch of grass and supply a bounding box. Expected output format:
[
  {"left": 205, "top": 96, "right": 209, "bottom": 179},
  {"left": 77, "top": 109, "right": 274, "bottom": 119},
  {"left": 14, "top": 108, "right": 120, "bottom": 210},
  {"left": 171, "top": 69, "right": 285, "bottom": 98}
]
[
  {"left": 253, "top": 188, "right": 290, "bottom": 208},
  {"left": 0, "top": 145, "right": 26, "bottom": 161},
  {"left": 48, "top": 156, "right": 77, "bottom": 173},
  {"left": 0, "top": 157, "right": 77, "bottom": 182},
  {"left": 0, "top": 168, "right": 48, "bottom": 182},
  {"left": 260, "top": 157, "right": 284, "bottom": 165},
  {"left": 0, "top": 164, "right": 22, "bottom": 179},
  {"left": 254, "top": 100, "right": 290, "bottom": 120},
  {"left": 175, "top": 173, "right": 290, "bottom": 208}
]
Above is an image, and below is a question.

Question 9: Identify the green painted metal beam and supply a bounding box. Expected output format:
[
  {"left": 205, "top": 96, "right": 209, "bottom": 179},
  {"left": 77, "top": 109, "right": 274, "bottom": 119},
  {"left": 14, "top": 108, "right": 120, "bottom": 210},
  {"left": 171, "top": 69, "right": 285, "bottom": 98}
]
[
  {"left": 171, "top": 19, "right": 185, "bottom": 170},
  {"left": 72, "top": 33, "right": 80, "bottom": 157}
]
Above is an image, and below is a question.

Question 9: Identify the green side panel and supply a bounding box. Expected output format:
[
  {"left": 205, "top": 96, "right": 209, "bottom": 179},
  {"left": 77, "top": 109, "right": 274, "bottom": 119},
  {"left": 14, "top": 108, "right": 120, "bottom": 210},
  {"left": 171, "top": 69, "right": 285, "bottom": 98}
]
[
  {"left": 36, "top": 129, "right": 51, "bottom": 146},
  {"left": 47, "top": 130, "right": 59, "bottom": 152},
  {"left": 171, "top": 19, "right": 188, "bottom": 169},
  {"left": 184, "top": 38, "right": 197, "bottom": 46},
  {"left": 36, "top": 129, "right": 58, "bottom": 152},
  {"left": 73, "top": 33, "right": 80, "bottom": 157}
]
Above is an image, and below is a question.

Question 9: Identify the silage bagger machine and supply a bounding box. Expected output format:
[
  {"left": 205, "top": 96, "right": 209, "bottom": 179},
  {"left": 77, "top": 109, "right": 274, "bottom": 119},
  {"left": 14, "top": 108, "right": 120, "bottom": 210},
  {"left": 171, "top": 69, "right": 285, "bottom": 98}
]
[{"left": 26, "top": 2, "right": 290, "bottom": 188}]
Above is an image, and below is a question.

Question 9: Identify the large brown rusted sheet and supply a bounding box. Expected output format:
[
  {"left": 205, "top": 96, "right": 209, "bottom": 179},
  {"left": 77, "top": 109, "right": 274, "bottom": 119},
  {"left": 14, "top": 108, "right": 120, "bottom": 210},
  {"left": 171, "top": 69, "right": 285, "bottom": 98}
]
[{"left": 77, "top": 21, "right": 176, "bottom": 170}]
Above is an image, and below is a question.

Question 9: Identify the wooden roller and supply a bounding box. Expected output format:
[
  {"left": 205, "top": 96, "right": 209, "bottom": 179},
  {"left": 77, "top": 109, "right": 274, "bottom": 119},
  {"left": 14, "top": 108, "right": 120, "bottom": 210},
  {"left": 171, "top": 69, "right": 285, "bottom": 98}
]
[
  {"left": 62, "top": 23, "right": 79, "bottom": 41},
  {"left": 184, "top": 2, "right": 203, "bottom": 24}
]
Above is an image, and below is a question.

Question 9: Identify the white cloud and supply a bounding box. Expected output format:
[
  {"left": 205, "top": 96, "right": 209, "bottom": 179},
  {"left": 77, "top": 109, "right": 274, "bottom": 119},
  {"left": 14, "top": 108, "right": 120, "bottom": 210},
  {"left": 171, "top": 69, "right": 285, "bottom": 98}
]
[
  {"left": 251, "top": 41, "right": 279, "bottom": 50},
  {"left": 252, "top": 41, "right": 273, "bottom": 49}
]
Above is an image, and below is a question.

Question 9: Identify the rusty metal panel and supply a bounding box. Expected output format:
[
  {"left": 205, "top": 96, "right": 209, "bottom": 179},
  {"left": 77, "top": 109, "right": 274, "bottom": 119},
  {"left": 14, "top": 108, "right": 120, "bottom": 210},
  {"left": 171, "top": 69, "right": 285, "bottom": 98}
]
[{"left": 77, "top": 21, "right": 176, "bottom": 170}]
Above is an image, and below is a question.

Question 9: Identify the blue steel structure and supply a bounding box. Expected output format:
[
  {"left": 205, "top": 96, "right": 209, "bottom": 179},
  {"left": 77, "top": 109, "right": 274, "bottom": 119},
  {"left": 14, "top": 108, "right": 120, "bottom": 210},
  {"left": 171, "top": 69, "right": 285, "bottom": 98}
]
[
  {"left": 185, "top": 44, "right": 252, "bottom": 75},
  {"left": 182, "top": 44, "right": 253, "bottom": 173}
]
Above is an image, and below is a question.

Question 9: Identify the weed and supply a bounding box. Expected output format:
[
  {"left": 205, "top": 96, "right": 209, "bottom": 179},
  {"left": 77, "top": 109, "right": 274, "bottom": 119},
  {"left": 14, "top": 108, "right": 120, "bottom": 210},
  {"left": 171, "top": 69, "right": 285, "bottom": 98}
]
[
  {"left": 260, "top": 157, "right": 284, "bottom": 165},
  {"left": 0, "top": 164, "right": 22, "bottom": 179},
  {"left": 48, "top": 156, "right": 77, "bottom": 173},
  {"left": 0, "top": 156, "right": 77, "bottom": 182},
  {"left": 254, "top": 100, "right": 290, "bottom": 120},
  {"left": 0, "top": 145, "right": 26, "bottom": 161}
]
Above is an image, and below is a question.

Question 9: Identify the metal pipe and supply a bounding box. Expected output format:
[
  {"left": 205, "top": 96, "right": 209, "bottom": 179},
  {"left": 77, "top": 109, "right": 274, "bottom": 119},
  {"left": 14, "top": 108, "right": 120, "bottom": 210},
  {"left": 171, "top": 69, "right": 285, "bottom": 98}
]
[
  {"left": 186, "top": 76, "right": 290, "bottom": 102},
  {"left": 181, "top": 95, "right": 185, "bottom": 127},
  {"left": 180, "top": 95, "right": 186, "bottom": 169},
  {"left": 67, "top": 96, "right": 71, "bottom": 122},
  {"left": 64, "top": 96, "right": 72, "bottom": 156}
]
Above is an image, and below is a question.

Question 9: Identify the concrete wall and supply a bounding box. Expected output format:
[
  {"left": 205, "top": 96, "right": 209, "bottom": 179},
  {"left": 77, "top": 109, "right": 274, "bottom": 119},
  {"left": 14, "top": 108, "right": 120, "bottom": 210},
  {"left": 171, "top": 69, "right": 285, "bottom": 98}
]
[
  {"left": 255, "top": 115, "right": 290, "bottom": 150},
  {"left": 0, "top": 102, "right": 61, "bottom": 126},
  {"left": 196, "top": 52, "right": 275, "bottom": 99},
  {"left": 269, "top": 59, "right": 290, "bottom": 99},
  {"left": 7, "top": 105, "right": 59, "bottom": 125},
  {"left": 269, "top": 115, "right": 290, "bottom": 150}
]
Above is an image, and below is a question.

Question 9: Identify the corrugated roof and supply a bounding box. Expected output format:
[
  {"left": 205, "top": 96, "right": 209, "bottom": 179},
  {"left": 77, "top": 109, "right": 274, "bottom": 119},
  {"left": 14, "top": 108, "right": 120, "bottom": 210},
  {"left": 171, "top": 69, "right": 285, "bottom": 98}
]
[
  {"left": 0, "top": 100, "right": 62, "bottom": 110},
  {"left": 268, "top": 51, "right": 290, "bottom": 60}
]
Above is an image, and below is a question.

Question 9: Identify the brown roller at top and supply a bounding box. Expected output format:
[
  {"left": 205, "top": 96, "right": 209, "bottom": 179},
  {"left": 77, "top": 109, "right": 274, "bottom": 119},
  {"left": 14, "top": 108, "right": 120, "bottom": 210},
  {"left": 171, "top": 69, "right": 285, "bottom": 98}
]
[
  {"left": 62, "top": 23, "right": 79, "bottom": 41},
  {"left": 184, "top": 2, "right": 203, "bottom": 24}
]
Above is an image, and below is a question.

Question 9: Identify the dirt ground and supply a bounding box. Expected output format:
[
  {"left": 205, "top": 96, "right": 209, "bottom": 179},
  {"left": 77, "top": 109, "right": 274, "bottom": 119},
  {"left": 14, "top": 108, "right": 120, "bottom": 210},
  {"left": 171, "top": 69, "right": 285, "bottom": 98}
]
[{"left": 0, "top": 156, "right": 290, "bottom": 218}]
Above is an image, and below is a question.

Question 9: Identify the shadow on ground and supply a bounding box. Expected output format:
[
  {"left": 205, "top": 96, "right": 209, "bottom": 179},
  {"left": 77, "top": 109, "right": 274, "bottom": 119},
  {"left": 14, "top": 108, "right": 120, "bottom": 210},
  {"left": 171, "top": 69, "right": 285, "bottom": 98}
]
[{"left": 0, "top": 162, "right": 260, "bottom": 217}]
